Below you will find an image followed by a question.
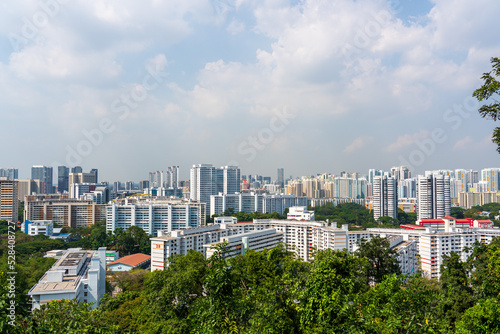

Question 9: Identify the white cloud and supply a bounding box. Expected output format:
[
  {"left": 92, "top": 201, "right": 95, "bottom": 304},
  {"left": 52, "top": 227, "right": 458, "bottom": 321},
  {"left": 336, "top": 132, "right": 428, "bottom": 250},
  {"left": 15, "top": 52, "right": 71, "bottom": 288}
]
[
  {"left": 386, "top": 131, "right": 430, "bottom": 152},
  {"left": 344, "top": 136, "right": 372, "bottom": 153}
]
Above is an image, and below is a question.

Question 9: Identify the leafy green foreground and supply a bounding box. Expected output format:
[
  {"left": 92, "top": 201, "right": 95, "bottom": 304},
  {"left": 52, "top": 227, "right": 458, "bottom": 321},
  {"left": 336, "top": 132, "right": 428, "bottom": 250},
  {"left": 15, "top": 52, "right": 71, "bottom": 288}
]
[{"left": 2, "top": 236, "right": 500, "bottom": 334}]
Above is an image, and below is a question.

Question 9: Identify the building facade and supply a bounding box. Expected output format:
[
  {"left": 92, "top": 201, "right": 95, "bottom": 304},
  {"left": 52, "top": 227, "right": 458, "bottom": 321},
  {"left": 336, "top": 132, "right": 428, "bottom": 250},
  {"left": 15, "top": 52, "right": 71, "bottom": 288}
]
[
  {"left": 106, "top": 197, "right": 206, "bottom": 236},
  {"left": 373, "top": 176, "right": 397, "bottom": 220},
  {"left": 0, "top": 178, "right": 18, "bottom": 222},
  {"left": 417, "top": 174, "right": 451, "bottom": 220},
  {"left": 24, "top": 195, "right": 106, "bottom": 228}
]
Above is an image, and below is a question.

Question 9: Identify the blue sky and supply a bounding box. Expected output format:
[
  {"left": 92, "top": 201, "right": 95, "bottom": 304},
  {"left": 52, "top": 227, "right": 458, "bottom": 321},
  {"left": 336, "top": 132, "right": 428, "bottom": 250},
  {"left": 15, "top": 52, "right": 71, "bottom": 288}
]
[{"left": 1, "top": 0, "right": 499, "bottom": 182}]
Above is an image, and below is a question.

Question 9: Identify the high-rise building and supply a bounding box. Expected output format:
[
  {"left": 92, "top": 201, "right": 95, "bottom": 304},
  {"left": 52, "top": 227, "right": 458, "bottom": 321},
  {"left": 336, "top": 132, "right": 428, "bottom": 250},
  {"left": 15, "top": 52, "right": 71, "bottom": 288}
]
[
  {"left": 222, "top": 166, "right": 240, "bottom": 194},
  {"left": 0, "top": 168, "right": 18, "bottom": 180},
  {"left": 373, "top": 176, "right": 397, "bottom": 221},
  {"left": 416, "top": 174, "right": 451, "bottom": 220},
  {"left": 58, "top": 166, "right": 70, "bottom": 193},
  {"left": 24, "top": 195, "right": 106, "bottom": 228},
  {"left": 90, "top": 169, "right": 99, "bottom": 183},
  {"left": 390, "top": 166, "right": 411, "bottom": 181},
  {"left": 277, "top": 168, "right": 284, "bottom": 188},
  {"left": 480, "top": 168, "right": 500, "bottom": 192},
  {"left": 0, "top": 178, "right": 18, "bottom": 222},
  {"left": 17, "top": 179, "right": 42, "bottom": 201},
  {"left": 31, "top": 166, "right": 53, "bottom": 194},
  {"left": 190, "top": 164, "right": 240, "bottom": 214},
  {"left": 165, "top": 166, "right": 179, "bottom": 188},
  {"left": 71, "top": 166, "right": 83, "bottom": 173},
  {"left": 68, "top": 172, "right": 97, "bottom": 189},
  {"left": 106, "top": 197, "right": 206, "bottom": 236}
]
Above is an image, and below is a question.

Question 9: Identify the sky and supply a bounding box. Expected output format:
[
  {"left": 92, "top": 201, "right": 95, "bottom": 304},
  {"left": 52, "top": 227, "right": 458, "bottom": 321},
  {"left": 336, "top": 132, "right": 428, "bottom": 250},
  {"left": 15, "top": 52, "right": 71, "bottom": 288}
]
[{"left": 1, "top": 0, "right": 500, "bottom": 182}]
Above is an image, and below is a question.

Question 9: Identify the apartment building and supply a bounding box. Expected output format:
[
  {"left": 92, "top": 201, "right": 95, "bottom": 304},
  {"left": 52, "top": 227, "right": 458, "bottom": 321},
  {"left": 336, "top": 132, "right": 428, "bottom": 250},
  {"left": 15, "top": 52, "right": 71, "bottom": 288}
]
[
  {"left": 106, "top": 197, "right": 206, "bottom": 236},
  {"left": 24, "top": 195, "right": 106, "bottom": 228},
  {"left": 0, "top": 178, "right": 18, "bottom": 222}
]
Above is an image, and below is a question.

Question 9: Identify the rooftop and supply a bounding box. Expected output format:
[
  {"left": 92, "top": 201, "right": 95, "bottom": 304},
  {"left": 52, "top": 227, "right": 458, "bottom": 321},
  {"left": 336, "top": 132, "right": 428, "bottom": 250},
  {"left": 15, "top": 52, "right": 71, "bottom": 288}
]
[{"left": 107, "top": 253, "right": 151, "bottom": 267}]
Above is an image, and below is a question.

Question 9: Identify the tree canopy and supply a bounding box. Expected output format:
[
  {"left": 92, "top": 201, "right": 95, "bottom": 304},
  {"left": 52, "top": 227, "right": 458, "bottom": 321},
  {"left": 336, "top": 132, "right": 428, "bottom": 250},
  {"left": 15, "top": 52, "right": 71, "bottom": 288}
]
[{"left": 473, "top": 57, "right": 500, "bottom": 152}]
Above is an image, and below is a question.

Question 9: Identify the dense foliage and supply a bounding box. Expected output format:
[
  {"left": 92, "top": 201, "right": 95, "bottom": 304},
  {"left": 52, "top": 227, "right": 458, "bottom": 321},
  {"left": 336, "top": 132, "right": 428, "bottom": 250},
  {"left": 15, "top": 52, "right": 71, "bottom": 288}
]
[{"left": 3, "top": 236, "right": 500, "bottom": 333}]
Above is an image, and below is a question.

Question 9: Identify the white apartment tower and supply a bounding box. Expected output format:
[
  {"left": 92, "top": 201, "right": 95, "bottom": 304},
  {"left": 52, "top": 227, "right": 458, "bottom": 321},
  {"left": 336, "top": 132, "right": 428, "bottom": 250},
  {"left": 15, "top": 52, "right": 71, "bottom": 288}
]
[
  {"left": 417, "top": 174, "right": 451, "bottom": 220},
  {"left": 480, "top": 168, "right": 500, "bottom": 192},
  {"left": 190, "top": 164, "right": 240, "bottom": 214},
  {"left": 373, "top": 176, "right": 397, "bottom": 221}
]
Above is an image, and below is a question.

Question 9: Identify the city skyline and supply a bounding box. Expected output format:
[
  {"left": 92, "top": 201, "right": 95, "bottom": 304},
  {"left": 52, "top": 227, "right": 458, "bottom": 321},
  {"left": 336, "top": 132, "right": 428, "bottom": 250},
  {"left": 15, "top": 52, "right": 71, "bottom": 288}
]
[{"left": 1, "top": 0, "right": 500, "bottom": 182}]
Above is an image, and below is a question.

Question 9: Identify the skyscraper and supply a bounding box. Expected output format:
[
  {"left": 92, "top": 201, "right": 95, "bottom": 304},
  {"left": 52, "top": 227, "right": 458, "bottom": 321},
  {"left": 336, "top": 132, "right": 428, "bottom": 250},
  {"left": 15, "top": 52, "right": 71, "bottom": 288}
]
[
  {"left": 58, "top": 166, "right": 70, "bottom": 193},
  {"left": 0, "top": 168, "right": 18, "bottom": 180},
  {"left": 31, "top": 166, "right": 53, "bottom": 194},
  {"left": 373, "top": 176, "right": 397, "bottom": 221},
  {"left": 190, "top": 164, "right": 240, "bottom": 214},
  {"left": 71, "top": 166, "right": 83, "bottom": 173},
  {"left": 90, "top": 169, "right": 99, "bottom": 183},
  {"left": 277, "top": 168, "right": 284, "bottom": 188},
  {"left": 417, "top": 174, "right": 451, "bottom": 220}
]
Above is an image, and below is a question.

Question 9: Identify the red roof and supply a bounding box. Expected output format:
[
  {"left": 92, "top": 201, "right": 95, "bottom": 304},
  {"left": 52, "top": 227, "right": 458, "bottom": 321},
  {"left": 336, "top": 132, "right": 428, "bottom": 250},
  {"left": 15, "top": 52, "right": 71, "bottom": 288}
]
[
  {"left": 107, "top": 253, "right": 151, "bottom": 267},
  {"left": 441, "top": 216, "right": 455, "bottom": 219},
  {"left": 400, "top": 224, "right": 426, "bottom": 230},
  {"left": 456, "top": 219, "right": 474, "bottom": 224},
  {"left": 476, "top": 220, "right": 493, "bottom": 223},
  {"left": 419, "top": 219, "right": 445, "bottom": 223}
]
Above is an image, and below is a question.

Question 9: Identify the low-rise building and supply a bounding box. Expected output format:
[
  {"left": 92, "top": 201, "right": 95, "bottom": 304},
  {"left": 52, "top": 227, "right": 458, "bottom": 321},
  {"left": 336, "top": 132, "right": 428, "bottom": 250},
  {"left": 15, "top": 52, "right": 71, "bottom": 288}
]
[
  {"left": 22, "top": 220, "right": 54, "bottom": 236},
  {"left": 205, "top": 229, "right": 283, "bottom": 259},
  {"left": 287, "top": 206, "right": 315, "bottom": 221},
  {"left": 107, "top": 253, "right": 151, "bottom": 271},
  {"left": 28, "top": 248, "right": 106, "bottom": 310}
]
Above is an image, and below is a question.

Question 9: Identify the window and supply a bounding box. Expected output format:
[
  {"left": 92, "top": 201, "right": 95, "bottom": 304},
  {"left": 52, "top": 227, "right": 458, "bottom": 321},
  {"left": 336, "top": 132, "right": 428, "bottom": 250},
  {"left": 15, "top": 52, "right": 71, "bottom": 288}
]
[{"left": 84, "top": 292, "right": 87, "bottom": 296}]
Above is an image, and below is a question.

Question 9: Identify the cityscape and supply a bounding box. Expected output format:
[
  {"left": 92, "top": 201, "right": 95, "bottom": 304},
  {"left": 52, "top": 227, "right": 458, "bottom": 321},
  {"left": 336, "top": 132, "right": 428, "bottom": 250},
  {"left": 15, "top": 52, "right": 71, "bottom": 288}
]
[{"left": 2, "top": 0, "right": 500, "bottom": 332}]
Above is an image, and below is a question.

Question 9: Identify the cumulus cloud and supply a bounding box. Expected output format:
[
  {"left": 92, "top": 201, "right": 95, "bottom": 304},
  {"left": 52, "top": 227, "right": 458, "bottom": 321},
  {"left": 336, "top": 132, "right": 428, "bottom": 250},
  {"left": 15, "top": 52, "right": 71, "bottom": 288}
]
[{"left": 1, "top": 0, "right": 500, "bottom": 180}]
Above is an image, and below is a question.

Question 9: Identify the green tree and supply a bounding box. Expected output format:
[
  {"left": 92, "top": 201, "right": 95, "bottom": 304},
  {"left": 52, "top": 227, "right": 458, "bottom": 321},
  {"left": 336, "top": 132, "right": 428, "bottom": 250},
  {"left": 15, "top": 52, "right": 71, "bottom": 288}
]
[
  {"left": 298, "top": 249, "right": 366, "bottom": 333},
  {"left": 17, "top": 300, "right": 113, "bottom": 333},
  {"left": 357, "top": 275, "right": 442, "bottom": 333},
  {"left": 138, "top": 250, "right": 207, "bottom": 333},
  {"left": 356, "top": 235, "right": 401, "bottom": 285},
  {"left": 437, "top": 252, "right": 475, "bottom": 332},
  {"left": 473, "top": 57, "right": 500, "bottom": 152},
  {"left": 455, "top": 298, "right": 500, "bottom": 334},
  {"left": 467, "top": 238, "right": 500, "bottom": 299}
]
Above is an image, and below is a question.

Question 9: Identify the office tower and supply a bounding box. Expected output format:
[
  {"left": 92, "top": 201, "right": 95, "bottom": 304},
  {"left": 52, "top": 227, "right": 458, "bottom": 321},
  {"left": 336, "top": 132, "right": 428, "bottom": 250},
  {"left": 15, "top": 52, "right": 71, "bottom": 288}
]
[
  {"left": 68, "top": 172, "right": 97, "bottom": 189},
  {"left": 417, "top": 174, "right": 451, "bottom": 220},
  {"left": 0, "top": 168, "right": 18, "bottom": 180},
  {"left": 0, "top": 178, "right": 18, "bottom": 222},
  {"left": 58, "top": 166, "right": 70, "bottom": 193},
  {"left": 190, "top": 164, "right": 240, "bottom": 214},
  {"left": 222, "top": 166, "right": 240, "bottom": 194},
  {"left": 31, "top": 166, "right": 53, "bottom": 194},
  {"left": 139, "top": 180, "right": 150, "bottom": 190},
  {"left": 90, "top": 169, "right": 99, "bottom": 183},
  {"left": 71, "top": 166, "right": 83, "bottom": 173},
  {"left": 373, "top": 176, "right": 397, "bottom": 220},
  {"left": 17, "top": 179, "right": 42, "bottom": 201}
]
